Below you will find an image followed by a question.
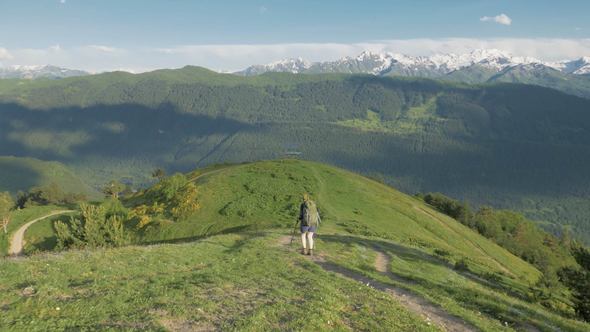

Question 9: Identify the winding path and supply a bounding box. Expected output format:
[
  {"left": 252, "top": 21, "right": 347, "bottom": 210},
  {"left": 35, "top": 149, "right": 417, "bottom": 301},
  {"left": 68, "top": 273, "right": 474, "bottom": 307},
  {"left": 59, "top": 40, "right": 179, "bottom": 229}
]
[
  {"left": 8, "top": 210, "right": 74, "bottom": 256},
  {"left": 278, "top": 236, "right": 475, "bottom": 332}
]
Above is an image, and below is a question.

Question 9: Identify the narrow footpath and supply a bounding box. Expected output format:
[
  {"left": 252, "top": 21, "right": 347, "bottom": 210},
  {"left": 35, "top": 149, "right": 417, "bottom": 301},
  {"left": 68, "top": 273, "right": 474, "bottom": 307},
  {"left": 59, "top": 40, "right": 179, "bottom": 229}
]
[
  {"left": 279, "top": 235, "right": 476, "bottom": 332},
  {"left": 8, "top": 210, "right": 74, "bottom": 256}
]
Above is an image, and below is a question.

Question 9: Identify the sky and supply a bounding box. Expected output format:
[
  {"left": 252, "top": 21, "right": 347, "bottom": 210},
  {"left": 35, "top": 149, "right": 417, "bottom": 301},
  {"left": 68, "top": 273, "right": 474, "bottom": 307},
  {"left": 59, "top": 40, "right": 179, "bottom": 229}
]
[{"left": 0, "top": 0, "right": 589, "bottom": 72}]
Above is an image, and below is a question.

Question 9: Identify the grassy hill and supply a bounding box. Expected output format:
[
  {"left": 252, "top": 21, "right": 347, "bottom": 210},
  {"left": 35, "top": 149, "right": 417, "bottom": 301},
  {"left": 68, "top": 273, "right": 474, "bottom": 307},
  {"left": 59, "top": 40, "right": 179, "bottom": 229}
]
[
  {"left": 0, "top": 156, "right": 97, "bottom": 197},
  {"left": 8, "top": 160, "right": 589, "bottom": 331},
  {"left": 1, "top": 68, "right": 590, "bottom": 243},
  {"left": 135, "top": 161, "right": 540, "bottom": 279}
]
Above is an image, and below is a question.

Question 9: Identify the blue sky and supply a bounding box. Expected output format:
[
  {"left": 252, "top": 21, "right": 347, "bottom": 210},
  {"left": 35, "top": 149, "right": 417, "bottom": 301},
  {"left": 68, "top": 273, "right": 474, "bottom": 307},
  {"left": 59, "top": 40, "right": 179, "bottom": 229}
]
[{"left": 0, "top": 0, "right": 589, "bottom": 72}]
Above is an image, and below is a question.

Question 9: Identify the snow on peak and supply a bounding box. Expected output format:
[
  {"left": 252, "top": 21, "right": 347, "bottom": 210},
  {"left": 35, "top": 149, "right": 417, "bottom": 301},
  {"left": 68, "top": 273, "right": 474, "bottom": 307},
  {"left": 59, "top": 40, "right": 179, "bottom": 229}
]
[
  {"left": 548, "top": 56, "right": 590, "bottom": 75},
  {"left": 0, "top": 64, "right": 89, "bottom": 79},
  {"left": 238, "top": 49, "right": 589, "bottom": 76},
  {"left": 240, "top": 57, "right": 311, "bottom": 75},
  {"left": 268, "top": 57, "right": 310, "bottom": 68}
]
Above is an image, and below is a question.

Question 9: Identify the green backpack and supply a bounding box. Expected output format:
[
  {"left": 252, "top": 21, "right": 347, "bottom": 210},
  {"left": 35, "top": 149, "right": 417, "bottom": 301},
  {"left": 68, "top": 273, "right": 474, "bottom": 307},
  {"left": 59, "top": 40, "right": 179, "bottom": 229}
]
[{"left": 302, "top": 200, "right": 320, "bottom": 227}]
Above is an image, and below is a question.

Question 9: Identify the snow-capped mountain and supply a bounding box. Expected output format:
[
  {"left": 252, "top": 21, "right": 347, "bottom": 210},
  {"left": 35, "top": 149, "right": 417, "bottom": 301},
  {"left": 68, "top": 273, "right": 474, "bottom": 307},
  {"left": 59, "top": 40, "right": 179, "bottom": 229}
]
[
  {"left": 0, "top": 65, "right": 89, "bottom": 79},
  {"left": 239, "top": 58, "right": 311, "bottom": 76},
  {"left": 551, "top": 57, "right": 590, "bottom": 75},
  {"left": 236, "top": 49, "right": 588, "bottom": 78}
]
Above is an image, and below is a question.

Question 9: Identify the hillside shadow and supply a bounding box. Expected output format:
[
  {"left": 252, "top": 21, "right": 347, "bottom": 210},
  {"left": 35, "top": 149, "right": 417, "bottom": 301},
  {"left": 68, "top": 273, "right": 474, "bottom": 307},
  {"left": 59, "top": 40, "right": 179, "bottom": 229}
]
[
  {"left": 0, "top": 158, "right": 42, "bottom": 192},
  {"left": 320, "top": 126, "right": 590, "bottom": 198},
  {"left": 0, "top": 102, "right": 254, "bottom": 167}
]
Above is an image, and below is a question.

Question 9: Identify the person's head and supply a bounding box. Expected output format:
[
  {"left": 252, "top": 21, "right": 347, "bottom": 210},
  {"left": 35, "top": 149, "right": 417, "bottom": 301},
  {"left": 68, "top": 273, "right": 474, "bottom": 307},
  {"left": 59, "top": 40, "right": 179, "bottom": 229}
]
[{"left": 303, "top": 193, "right": 310, "bottom": 202}]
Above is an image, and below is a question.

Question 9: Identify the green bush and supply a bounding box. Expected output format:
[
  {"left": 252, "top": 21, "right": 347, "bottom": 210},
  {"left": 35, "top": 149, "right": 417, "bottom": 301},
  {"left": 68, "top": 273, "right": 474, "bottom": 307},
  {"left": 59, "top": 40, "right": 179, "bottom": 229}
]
[
  {"left": 55, "top": 203, "right": 128, "bottom": 249},
  {"left": 454, "top": 258, "right": 470, "bottom": 271}
]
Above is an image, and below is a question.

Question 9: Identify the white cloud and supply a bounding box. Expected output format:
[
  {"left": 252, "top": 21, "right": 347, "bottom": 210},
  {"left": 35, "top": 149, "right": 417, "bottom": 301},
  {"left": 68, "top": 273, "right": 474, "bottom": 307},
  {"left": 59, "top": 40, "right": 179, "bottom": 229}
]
[
  {"left": 1, "top": 38, "right": 590, "bottom": 72},
  {"left": 480, "top": 13, "right": 512, "bottom": 26},
  {"left": 86, "top": 45, "right": 120, "bottom": 53},
  {"left": 60, "top": 0, "right": 66, "bottom": 4},
  {"left": 0, "top": 47, "right": 14, "bottom": 61}
]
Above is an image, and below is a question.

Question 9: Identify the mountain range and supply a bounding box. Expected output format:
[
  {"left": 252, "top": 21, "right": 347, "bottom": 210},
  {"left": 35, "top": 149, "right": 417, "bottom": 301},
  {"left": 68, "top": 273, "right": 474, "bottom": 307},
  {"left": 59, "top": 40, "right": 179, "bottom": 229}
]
[
  {"left": 4, "top": 49, "right": 589, "bottom": 99},
  {"left": 4, "top": 49, "right": 590, "bottom": 80},
  {"left": 0, "top": 65, "right": 89, "bottom": 80},
  {"left": 238, "top": 49, "right": 590, "bottom": 76},
  {"left": 238, "top": 49, "right": 590, "bottom": 98}
]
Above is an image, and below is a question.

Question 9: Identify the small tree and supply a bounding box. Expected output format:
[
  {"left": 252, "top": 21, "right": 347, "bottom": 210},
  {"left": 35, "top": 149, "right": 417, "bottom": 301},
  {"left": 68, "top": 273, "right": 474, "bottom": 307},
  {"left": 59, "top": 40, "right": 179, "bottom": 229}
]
[
  {"left": 170, "top": 182, "right": 200, "bottom": 219},
  {"left": 140, "top": 173, "right": 200, "bottom": 221},
  {"left": 55, "top": 203, "right": 129, "bottom": 249},
  {"left": 0, "top": 192, "right": 14, "bottom": 234},
  {"left": 102, "top": 180, "right": 126, "bottom": 199}
]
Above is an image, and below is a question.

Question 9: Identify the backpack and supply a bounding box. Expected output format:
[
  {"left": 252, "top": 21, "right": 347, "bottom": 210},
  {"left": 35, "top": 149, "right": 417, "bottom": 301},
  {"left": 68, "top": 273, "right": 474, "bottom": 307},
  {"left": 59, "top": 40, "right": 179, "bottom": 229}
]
[{"left": 302, "top": 200, "right": 320, "bottom": 227}]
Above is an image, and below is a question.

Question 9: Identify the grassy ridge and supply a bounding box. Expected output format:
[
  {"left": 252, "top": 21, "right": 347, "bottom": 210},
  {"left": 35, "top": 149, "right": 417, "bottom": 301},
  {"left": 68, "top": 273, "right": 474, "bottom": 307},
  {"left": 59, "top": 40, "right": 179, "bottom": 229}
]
[
  {"left": 24, "top": 160, "right": 543, "bottom": 280},
  {"left": 130, "top": 160, "right": 540, "bottom": 283},
  {"left": 4, "top": 160, "right": 589, "bottom": 330}
]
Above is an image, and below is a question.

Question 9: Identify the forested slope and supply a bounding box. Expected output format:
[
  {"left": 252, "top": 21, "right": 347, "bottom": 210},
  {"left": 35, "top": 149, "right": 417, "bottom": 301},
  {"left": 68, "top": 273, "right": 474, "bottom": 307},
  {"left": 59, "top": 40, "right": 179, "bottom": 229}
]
[{"left": 1, "top": 68, "right": 589, "bottom": 241}]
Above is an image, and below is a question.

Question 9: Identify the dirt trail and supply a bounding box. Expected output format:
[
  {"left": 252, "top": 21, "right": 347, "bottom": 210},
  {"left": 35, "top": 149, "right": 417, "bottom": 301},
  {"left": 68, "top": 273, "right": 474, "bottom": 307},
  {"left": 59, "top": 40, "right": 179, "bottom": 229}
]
[
  {"left": 278, "top": 236, "right": 476, "bottom": 332},
  {"left": 8, "top": 210, "right": 74, "bottom": 256},
  {"left": 189, "top": 167, "right": 229, "bottom": 183}
]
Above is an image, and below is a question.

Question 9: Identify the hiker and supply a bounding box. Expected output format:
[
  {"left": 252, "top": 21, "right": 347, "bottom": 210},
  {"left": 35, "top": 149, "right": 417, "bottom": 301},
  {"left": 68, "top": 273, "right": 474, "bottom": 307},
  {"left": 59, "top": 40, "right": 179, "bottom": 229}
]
[{"left": 297, "top": 193, "right": 321, "bottom": 256}]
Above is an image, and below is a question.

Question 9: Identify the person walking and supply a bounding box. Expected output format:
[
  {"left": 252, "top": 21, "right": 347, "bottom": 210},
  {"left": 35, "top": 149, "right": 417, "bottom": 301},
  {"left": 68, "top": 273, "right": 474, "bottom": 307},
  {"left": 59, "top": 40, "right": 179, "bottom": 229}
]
[{"left": 297, "top": 193, "right": 320, "bottom": 256}]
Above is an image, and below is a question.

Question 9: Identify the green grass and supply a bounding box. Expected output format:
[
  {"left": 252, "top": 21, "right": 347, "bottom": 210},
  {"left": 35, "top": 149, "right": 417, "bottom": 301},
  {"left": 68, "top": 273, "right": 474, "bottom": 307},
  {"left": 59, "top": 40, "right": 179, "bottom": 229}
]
[
  {"left": 0, "top": 233, "right": 439, "bottom": 331},
  {"left": 30, "top": 159, "right": 543, "bottom": 280},
  {"left": 319, "top": 236, "right": 587, "bottom": 331},
  {"left": 2, "top": 160, "right": 588, "bottom": 330},
  {"left": 133, "top": 160, "right": 539, "bottom": 282},
  {"left": 337, "top": 96, "right": 446, "bottom": 135}
]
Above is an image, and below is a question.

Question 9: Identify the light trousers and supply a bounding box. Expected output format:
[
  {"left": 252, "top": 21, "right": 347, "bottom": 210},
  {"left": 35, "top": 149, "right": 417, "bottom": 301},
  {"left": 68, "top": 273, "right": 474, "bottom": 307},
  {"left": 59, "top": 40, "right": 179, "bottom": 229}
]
[{"left": 301, "top": 232, "right": 314, "bottom": 249}]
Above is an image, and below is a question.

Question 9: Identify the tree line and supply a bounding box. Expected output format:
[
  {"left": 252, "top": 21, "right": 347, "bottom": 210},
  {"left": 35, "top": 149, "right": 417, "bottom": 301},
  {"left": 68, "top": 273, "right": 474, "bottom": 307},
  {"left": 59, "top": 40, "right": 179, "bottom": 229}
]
[{"left": 418, "top": 192, "right": 589, "bottom": 321}]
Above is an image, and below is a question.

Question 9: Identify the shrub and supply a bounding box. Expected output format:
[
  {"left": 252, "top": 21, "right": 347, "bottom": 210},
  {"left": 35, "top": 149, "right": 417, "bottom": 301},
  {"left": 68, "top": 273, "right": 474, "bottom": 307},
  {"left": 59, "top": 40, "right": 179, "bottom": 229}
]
[
  {"left": 559, "top": 246, "right": 590, "bottom": 322},
  {"left": 454, "top": 258, "right": 470, "bottom": 272},
  {"left": 140, "top": 173, "right": 200, "bottom": 221},
  {"left": 423, "top": 192, "right": 471, "bottom": 224},
  {"left": 434, "top": 248, "right": 451, "bottom": 257},
  {"left": 55, "top": 203, "right": 129, "bottom": 250}
]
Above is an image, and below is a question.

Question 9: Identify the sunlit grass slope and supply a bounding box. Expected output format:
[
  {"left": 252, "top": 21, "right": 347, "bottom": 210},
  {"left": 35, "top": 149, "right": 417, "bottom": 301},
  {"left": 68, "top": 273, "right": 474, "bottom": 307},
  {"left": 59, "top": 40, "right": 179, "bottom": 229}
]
[
  {"left": 137, "top": 160, "right": 540, "bottom": 283},
  {"left": 1, "top": 233, "right": 442, "bottom": 331},
  {"left": 5, "top": 160, "right": 589, "bottom": 331}
]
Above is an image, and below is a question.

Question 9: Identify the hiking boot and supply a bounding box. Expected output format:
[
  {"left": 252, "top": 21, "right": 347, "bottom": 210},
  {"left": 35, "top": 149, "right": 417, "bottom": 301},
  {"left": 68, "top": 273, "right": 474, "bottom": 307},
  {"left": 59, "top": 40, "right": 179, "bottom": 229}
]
[
  {"left": 301, "top": 248, "right": 308, "bottom": 255},
  {"left": 308, "top": 249, "right": 314, "bottom": 256}
]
